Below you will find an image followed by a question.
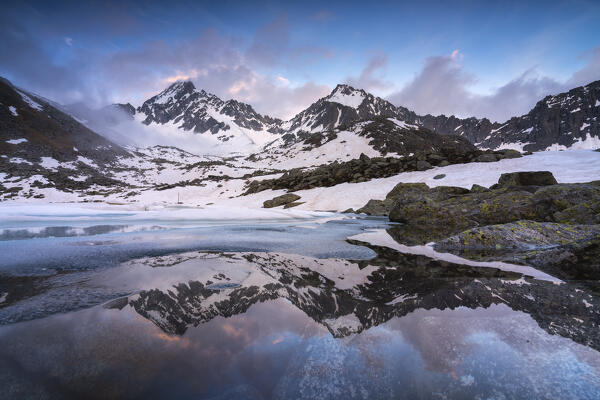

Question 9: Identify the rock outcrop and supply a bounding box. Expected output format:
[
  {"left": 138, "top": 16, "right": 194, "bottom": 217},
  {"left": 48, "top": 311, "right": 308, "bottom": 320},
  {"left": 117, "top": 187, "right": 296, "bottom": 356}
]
[{"left": 263, "top": 193, "right": 301, "bottom": 208}]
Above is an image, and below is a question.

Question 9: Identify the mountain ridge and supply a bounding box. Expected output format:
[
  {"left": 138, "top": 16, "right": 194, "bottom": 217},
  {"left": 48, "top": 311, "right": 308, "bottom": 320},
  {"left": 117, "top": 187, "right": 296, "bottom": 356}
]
[{"left": 126, "top": 79, "right": 600, "bottom": 153}]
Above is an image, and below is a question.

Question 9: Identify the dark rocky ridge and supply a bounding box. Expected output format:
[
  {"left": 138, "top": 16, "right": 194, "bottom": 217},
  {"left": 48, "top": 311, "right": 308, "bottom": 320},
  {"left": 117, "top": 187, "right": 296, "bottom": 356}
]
[
  {"left": 0, "top": 79, "right": 129, "bottom": 164},
  {"left": 245, "top": 146, "right": 522, "bottom": 195},
  {"left": 0, "top": 78, "right": 136, "bottom": 198},
  {"left": 415, "top": 80, "right": 600, "bottom": 151}
]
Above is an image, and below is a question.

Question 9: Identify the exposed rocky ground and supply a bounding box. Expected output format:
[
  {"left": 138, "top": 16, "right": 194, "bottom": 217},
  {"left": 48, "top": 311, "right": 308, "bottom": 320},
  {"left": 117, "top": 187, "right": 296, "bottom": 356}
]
[
  {"left": 356, "top": 171, "right": 600, "bottom": 286},
  {"left": 247, "top": 147, "right": 521, "bottom": 196}
]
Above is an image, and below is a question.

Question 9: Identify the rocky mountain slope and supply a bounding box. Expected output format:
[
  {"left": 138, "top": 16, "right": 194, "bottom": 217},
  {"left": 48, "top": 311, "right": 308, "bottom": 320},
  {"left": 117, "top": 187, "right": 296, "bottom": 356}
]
[
  {"left": 415, "top": 80, "right": 600, "bottom": 151},
  {"left": 135, "top": 80, "right": 282, "bottom": 148},
  {"left": 280, "top": 84, "right": 410, "bottom": 138},
  {"left": 0, "top": 78, "right": 274, "bottom": 201}
]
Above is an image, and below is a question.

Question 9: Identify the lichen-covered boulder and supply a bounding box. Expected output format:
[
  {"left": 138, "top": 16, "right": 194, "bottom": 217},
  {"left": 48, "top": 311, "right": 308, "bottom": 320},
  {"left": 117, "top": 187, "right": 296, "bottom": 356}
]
[
  {"left": 496, "top": 149, "right": 523, "bottom": 159},
  {"left": 433, "top": 221, "right": 600, "bottom": 285},
  {"left": 434, "top": 220, "right": 600, "bottom": 254},
  {"left": 389, "top": 188, "right": 543, "bottom": 236},
  {"left": 356, "top": 199, "right": 395, "bottom": 216},
  {"left": 263, "top": 193, "right": 301, "bottom": 208},
  {"left": 496, "top": 171, "right": 558, "bottom": 187}
]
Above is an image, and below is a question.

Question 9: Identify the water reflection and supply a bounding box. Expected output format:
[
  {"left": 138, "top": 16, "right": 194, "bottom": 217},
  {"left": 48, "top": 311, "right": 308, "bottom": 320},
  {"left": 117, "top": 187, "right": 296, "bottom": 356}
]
[
  {"left": 0, "top": 222, "right": 599, "bottom": 399},
  {"left": 122, "top": 244, "right": 599, "bottom": 353},
  {"left": 0, "top": 224, "right": 163, "bottom": 240}
]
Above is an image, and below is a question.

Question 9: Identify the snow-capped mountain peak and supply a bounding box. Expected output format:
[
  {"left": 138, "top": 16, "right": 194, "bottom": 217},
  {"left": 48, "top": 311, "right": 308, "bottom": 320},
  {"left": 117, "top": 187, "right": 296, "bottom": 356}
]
[
  {"left": 133, "top": 81, "right": 282, "bottom": 151},
  {"left": 325, "top": 84, "right": 367, "bottom": 108},
  {"left": 282, "top": 83, "right": 408, "bottom": 135}
]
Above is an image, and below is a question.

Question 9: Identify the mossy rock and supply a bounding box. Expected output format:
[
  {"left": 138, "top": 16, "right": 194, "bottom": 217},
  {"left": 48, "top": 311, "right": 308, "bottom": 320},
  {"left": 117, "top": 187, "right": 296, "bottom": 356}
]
[{"left": 497, "top": 171, "right": 557, "bottom": 187}]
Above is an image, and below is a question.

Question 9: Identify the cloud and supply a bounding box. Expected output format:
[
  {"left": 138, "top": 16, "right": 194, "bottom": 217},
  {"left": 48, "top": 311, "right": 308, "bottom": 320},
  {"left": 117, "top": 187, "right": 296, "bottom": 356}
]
[
  {"left": 0, "top": 12, "right": 331, "bottom": 120},
  {"left": 64, "top": 37, "right": 73, "bottom": 46},
  {"left": 388, "top": 47, "right": 600, "bottom": 122},
  {"left": 345, "top": 53, "right": 392, "bottom": 91}
]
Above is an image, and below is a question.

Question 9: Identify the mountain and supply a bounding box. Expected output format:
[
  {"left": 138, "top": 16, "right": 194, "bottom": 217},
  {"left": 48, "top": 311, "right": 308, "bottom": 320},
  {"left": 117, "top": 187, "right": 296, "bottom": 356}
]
[
  {"left": 281, "top": 84, "right": 408, "bottom": 138},
  {"left": 109, "top": 79, "right": 600, "bottom": 156},
  {"left": 0, "top": 78, "right": 130, "bottom": 164},
  {"left": 416, "top": 80, "right": 600, "bottom": 151},
  {"left": 136, "top": 80, "right": 282, "bottom": 148},
  {"left": 0, "top": 78, "right": 252, "bottom": 201}
]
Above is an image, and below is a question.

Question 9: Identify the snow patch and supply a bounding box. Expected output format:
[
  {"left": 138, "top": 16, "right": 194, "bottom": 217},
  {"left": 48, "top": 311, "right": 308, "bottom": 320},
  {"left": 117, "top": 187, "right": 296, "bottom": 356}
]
[
  {"left": 38, "top": 157, "right": 62, "bottom": 170},
  {"left": 8, "top": 106, "right": 18, "bottom": 116},
  {"left": 17, "top": 90, "right": 43, "bottom": 111},
  {"left": 6, "top": 138, "right": 27, "bottom": 145},
  {"left": 327, "top": 90, "right": 365, "bottom": 108}
]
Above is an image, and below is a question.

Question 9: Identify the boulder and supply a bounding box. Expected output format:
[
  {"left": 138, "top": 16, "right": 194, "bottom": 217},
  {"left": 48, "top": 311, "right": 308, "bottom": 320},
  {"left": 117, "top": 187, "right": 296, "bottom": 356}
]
[
  {"left": 435, "top": 220, "right": 600, "bottom": 254},
  {"left": 470, "top": 184, "right": 489, "bottom": 193},
  {"left": 433, "top": 221, "right": 600, "bottom": 283},
  {"left": 385, "top": 182, "right": 429, "bottom": 201},
  {"left": 356, "top": 199, "right": 395, "bottom": 216},
  {"left": 497, "top": 171, "right": 558, "bottom": 187},
  {"left": 476, "top": 153, "right": 498, "bottom": 162},
  {"left": 416, "top": 160, "right": 432, "bottom": 171},
  {"left": 388, "top": 174, "right": 600, "bottom": 245},
  {"left": 263, "top": 193, "right": 301, "bottom": 208},
  {"left": 433, "top": 174, "right": 446, "bottom": 180}
]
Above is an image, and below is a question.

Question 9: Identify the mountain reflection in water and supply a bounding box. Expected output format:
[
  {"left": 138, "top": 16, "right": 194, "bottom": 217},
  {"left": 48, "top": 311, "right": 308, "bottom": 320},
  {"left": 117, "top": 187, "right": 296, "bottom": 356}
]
[{"left": 0, "top": 225, "right": 599, "bottom": 399}]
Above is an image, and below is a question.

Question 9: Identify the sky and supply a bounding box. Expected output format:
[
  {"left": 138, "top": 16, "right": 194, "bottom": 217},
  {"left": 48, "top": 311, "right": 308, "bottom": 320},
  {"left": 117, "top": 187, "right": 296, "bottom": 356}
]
[{"left": 1, "top": 0, "right": 599, "bottom": 122}]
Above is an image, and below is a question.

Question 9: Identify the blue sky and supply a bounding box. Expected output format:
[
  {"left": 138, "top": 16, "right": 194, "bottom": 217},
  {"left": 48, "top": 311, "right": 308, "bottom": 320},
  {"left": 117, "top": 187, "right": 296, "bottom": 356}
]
[{"left": 1, "top": 0, "right": 599, "bottom": 120}]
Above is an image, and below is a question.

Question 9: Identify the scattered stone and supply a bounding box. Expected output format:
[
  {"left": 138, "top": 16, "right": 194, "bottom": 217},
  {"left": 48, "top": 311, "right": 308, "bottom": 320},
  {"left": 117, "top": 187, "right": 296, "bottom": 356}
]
[{"left": 433, "top": 174, "right": 446, "bottom": 180}]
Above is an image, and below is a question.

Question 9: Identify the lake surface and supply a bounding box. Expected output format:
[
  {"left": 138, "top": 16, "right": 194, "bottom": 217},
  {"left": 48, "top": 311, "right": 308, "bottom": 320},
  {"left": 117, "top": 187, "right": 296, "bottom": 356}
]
[{"left": 0, "top": 210, "right": 599, "bottom": 399}]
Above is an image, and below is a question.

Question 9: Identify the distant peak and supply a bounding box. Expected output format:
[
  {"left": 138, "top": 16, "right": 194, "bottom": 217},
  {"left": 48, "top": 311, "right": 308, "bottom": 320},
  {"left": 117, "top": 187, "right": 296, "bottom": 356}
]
[
  {"left": 330, "top": 83, "right": 363, "bottom": 96},
  {"left": 166, "top": 79, "right": 195, "bottom": 91}
]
